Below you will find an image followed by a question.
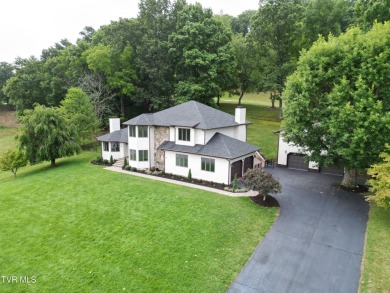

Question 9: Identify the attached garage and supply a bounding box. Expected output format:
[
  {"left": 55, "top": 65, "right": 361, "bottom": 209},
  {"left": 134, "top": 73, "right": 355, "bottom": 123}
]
[
  {"left": 287, "top": 153, "right": 309, "bottom": 171},
  {"left": 231, "top": 160, "right": 243, "bottom": 181},
  {"left": 320, "top": 165, "right": 344, "bottom": 176},
  {"left": 243, "top": 156, "right": 254, "bottom": 174}
]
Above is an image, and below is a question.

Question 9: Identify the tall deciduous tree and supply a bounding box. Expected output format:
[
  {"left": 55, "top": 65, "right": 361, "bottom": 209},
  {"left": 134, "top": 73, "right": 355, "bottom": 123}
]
[
  {"left": 354, "top": 0, "right": 390, "bottom": 30},
  {"left": 366, "top": 145, "right": 390, "bottom": 208},
  {"left": 0, "top": 62, "right": 15, "bottom": 104},
  {"left": 18, "top": 105, "right": 81, "bottom": 167},
  {"left": 169, "top": 3, "right": 236, "bottom": 105},
  {"left": 251, "top": 0, "right": 304, "bottom": 106},
  {"left": 60, "top": 87, "right": 99, "bottom": 146},
  {"left": 4, "top": 57, "right": 48, "bottom": 113},
  {"left": 282, "top": 22, "right": 390, "bottom": 188}
]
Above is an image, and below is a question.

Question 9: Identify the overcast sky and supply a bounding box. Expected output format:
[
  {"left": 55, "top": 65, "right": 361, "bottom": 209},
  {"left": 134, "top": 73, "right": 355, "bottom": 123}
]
[{"left": 1, "top": 0, "right": 259, "bottom": 63}]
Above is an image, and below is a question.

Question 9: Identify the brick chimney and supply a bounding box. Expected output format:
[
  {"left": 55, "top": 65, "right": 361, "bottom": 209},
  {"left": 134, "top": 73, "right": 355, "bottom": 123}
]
[{"left": 109, "top": 118, "right": 121, "bottom": 133}]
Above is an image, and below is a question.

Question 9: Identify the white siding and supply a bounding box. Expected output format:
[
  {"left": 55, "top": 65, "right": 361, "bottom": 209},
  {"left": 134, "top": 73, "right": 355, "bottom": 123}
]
[
  {"left": 101, "top": 142, "right": 127, "bottom": 161},
  {"left": 164, "top": 151, "right": 230, "bottom": 184},
  {"left": 175, "top": 127, "right": 195, "bottom": 146},
  {"left": 194, "top": 129, "right": 205, "bottom": 145},
  {"left": 277, "top": 135, "right": 318, "bottom": 170},
  {"left": 169, "top": 127, "right": 175, "bottom": 141},
  {"left": 127, "top": 125, "right": 151, "bottom": 169},
  {"left": 204, "top": 127, "right": 236, "bottom": 143}
]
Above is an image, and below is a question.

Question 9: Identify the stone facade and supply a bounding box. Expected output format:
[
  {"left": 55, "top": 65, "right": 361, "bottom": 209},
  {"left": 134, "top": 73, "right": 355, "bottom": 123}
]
[{"left": 154, "top": 126, "right": 170, "bottom": 170}]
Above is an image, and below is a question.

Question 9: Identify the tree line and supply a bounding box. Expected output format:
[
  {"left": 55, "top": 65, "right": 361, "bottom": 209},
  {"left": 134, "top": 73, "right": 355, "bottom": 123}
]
[{"left": 1, "top": 0, "right": 388, "bottom": 123}]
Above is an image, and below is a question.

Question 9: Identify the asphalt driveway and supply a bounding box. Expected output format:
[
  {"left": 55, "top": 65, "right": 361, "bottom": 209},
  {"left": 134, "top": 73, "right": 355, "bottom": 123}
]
[{"left": 228, "top": 168, "right": 369, "bottom": 293}]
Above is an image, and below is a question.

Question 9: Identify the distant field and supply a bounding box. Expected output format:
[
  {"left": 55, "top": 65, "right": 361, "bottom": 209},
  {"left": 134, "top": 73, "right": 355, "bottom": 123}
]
[
  {"left": 0, "top": 106, "right": 18, "bottom": 155},
  {"left": 218, "top": 92, "right": 281, "bottom": 159}
]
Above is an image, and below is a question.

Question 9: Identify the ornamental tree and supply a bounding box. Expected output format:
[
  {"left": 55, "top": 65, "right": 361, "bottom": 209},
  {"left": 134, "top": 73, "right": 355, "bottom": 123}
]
[
  {"left": 18, "top": 104, "right": 81, "bottom": 167},
  {"left": 282, "top": 22, "right": 390, "bottom": 188},
  {"left": 0, "top": 149, "right": 27, "bottom": 177},
  {"left": 366, "top": 145, "right": 390, "bottom": 208},
  {"left": 242, "top": 168, "right": 281, "bottom": 201}
]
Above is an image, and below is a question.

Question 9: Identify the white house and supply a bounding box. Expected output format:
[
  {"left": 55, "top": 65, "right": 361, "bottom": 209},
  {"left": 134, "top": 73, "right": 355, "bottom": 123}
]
[
  {"left": 275, "top": 130, "right": 344, "bottom": 176},
  {"left": 97, "top": 101, "right": 264, "bottom": 184},
  {"left": 97, "top": 118, "right": 128, "bottom": 161}
]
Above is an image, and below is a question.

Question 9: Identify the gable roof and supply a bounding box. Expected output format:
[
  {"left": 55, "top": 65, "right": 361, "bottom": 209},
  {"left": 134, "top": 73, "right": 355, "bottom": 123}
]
[
  {"left": 123, "top": 100, "right": 250, "bottom": 130},
  {"left": 158, "top": 132, "right": 260, "bottom": 159},
  {"left": 96, "top": 128, "right": 128, "bottom": 143}
]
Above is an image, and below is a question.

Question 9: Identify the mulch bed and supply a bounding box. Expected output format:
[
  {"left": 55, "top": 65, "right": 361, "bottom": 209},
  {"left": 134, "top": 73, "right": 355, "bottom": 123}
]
[{"left": 249, "top": 194, "right": 280, "bottom": 207}]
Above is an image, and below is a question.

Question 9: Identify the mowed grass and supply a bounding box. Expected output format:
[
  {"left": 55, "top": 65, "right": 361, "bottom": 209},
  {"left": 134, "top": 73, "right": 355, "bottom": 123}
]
[
  {"left": 360, "top": 204, "right": 390, "bottom": 293},
  {"left": 218, "top": 93, "right": 281, "bottom": 159},
  {"left": 0, "top": 152, "right": 277, "bottom": 292}
]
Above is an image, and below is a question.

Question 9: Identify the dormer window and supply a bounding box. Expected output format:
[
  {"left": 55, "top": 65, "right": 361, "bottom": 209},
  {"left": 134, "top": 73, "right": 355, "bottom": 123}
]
[{"left": 178, "top": 128, "right": 190, "bottom": 142}]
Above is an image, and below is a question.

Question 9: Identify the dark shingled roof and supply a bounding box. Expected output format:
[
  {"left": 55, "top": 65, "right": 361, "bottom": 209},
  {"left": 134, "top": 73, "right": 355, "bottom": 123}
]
[
  {"left": 123, "top": 100, "right": 250, "bottom": 129},
  {"left": 158, "top": 133, "right": 260, "bottom": 159},
  {"left": 96, "top": 128, "right": 128, "bottom": 143}
]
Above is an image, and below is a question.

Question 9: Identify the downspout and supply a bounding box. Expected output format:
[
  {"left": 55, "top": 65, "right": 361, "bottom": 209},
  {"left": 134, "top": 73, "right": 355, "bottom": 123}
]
[
  {"left": 227, "top": 159, "right": 231, "bottom": 185},
  {"left": 149, "top": 126, "right": 152, "bottom": 169}
]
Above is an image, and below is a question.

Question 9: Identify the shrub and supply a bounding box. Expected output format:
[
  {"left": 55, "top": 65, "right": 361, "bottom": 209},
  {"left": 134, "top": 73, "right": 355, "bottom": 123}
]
[
  {"left": 188, "top": 169, "right": 192, "bottom": 181},
  {"left": 232, "top": 174, "right": 238, "bottom": 191},
  {"left": 131, "top": 167, "right": 137, "bottom": 171},
  {"left": 125, "top": 165, "right": 132, "bottom": 171},
  {"left": 110, "top": 155, "right": 114, "bottom": 165},
  {"left": 242, "top": 168, "right": 281, "bottom": 201},
  {"left": 123, "top": 157, "right": 128, "bottom": 168},
  {"left": 96, "top": 156, "right": 103, "bottom": 163},
  {"left": 103, "top": 159, "right": 109, "bottom": 165}
]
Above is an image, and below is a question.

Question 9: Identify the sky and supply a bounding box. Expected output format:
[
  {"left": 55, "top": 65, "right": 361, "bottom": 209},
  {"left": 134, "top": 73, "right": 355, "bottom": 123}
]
[{"left": 1, "top": 0, "right": 259, "bottom": 64}]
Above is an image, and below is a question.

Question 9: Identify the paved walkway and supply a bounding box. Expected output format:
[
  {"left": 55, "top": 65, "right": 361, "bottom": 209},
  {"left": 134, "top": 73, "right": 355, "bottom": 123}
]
[
  {"left": 105, "top": 166, "right": 258, "bottom": 197},
  {"left": 228, "top": 168, "right": 369, "bottom": 293}
]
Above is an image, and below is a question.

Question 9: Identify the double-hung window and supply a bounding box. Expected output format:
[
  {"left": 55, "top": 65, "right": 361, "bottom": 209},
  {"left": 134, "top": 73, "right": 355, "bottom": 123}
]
[
  {"left": 129, "top": 126, "right": 136, "bottom": 137},
  {"left": 103, "top": 142, "right": 109, "bottom": 151},
  {"left": 129, "top": 149, "right": 136, "bottom": 161},
  {"left": 201, "top": 157, "right": 215, "bottom": 172},
  {"left": 176, "top": 154, "right": 188, "bottom": 167},
  {"left": 139, "top": 150, "right": 148, "bottom": 161},
  {"left": 138, "top": 126, "right": 148, "bottom": 138},
  {"left": 178, "top": 128, "right": 190, "bottom": 142}
]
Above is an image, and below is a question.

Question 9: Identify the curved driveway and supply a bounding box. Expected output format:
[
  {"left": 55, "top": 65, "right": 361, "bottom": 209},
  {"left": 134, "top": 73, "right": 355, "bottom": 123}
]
[{"left": 228, "top": 168, "right": 369, "bottom": 293}]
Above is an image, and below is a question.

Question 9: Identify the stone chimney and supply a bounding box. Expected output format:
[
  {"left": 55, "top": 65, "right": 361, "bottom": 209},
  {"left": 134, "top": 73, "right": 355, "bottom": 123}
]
[
  {"left": 109, "top": 118, "right": 121, "bottom": 133},
  {"left": 235, "top": 106, "right": 246, "bottom": 124}
]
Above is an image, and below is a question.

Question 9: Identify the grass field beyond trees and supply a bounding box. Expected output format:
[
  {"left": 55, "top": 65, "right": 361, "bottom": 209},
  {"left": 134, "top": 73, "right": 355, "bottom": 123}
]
[
  {"left": 0, "top": 152, "right": 277, "bottom": 292},
  {"left": 218, "top": 92, "right": 281, "bottom": 159}
]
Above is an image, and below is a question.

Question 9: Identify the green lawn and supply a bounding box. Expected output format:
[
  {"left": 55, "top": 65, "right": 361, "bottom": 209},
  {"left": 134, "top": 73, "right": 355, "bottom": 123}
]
[
  {"left": 360, "top": 204, "right": 390, "bottom": 293},
  {"left": 0, "top": 152, "right": 277, "bottom": 292},
  {"left": 218, "top": 93, "right": 281, "bottom": 159}
]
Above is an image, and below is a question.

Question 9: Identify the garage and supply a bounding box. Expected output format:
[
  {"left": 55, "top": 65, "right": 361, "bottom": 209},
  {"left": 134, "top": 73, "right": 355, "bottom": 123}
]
[
  {"left": 320, "top": 165, "right": 344, "bottom": 176},
  {"left": 243, "top": 156, "right": 254, "bottom": 174},
  {"left": 287, "top": 153, "right": 309, "bottom": 171},
  {"left": 231, "top": 160, "right": 242, "bottom": 181}
]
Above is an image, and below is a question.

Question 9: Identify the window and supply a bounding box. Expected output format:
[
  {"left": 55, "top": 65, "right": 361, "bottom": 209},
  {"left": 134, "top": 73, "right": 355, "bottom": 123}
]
[
  {"left": 138, "top": 126, "right": 148, "bottom": 138},
  {"left": 201, "top": 158, "right": 215, "bottom": 172},
  {"left": 139, "top": 150, "right": 148, "bottom": 161},
  {"left": 130, "top": 149, "right": 136, "bottom": 161},
  {"left": 176, "top": 154, "right": 188, "bottom": 167},
  {"left": 103, "top": 142, "right": 109, "bottom": 151},
  {"left": 129, "top": 126, "right": 136, "bottom": 137},
  {"left": 178, "top": 128, "right": 190, "bottom": 141},
  {"left": 111, "top": 142, "right": 120, "bottom": 152}
]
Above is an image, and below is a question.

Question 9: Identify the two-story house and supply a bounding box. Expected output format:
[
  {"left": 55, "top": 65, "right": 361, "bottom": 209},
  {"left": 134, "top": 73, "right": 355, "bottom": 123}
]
[{"left": 97, "top": 101, "right": 263, "bottom": 185}]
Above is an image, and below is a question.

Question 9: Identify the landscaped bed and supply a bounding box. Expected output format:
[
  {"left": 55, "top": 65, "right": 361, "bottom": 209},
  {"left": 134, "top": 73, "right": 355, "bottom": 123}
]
[{"left": 0, "top": 151, "right": 278, "bottom": 292}]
